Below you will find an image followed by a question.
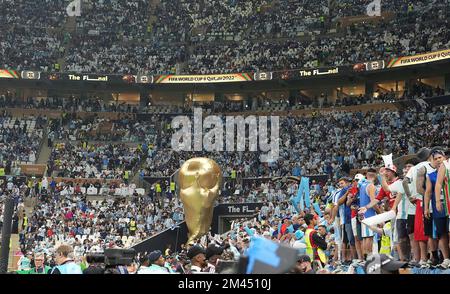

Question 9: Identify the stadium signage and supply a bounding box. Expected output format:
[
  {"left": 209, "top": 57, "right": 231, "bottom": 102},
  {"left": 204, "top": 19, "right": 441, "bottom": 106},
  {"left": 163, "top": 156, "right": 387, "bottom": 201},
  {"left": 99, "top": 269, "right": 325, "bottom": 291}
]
[
  {"left": 214, "top": 203, "right": 263, "bottom": 216},
  {"left": 299, "top": 67, "right": 339, "bottom": 77},
  {"left": 254, "top": 72, "right": 273, "bottom": 81},
  {"left": 154, "top": 73, "right": 253, "bottom": 84},
  {"left": 387, "top": 48, "right": 450, "bottom": 68},
  {"left": 68, "top": 74, "right": 109, "bottom": 82},
  {"left": 21, "top": 71, "right": 41, "bottom": 80},
  {"left": 0, "top": 69, "right": 19, "bottom": 79},
  {"left": 227, "top": 205, "right": 255, "bottom": 214},
  {"left": 353, "top": 60, "right": 386, "bottom": 72}
]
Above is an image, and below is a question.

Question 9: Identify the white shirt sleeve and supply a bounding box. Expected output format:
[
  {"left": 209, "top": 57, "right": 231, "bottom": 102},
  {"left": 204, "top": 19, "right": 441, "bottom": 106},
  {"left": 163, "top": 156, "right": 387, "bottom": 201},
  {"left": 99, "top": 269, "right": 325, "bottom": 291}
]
[
  {"left": 390, "top": 180, "right": 404, "bottom": 194},
  {"left": 405, "top": 167, "right": 414, "bottom": 179}
]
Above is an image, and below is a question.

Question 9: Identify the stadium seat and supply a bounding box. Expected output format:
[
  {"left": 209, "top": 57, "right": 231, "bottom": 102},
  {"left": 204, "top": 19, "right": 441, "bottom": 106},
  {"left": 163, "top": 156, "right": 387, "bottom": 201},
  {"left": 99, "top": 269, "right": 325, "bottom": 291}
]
[
  {"left": 135, "top": 188, "right": 145, "bottom": 196},
  {"left": 121, "top": 187, "right": 130, "bottom": 197},
  {"left": 87, "top": 187, "right": 98, "bottom": 195},
  {"left": 99, "top": 188, "right": 109, "bottom": 195}
]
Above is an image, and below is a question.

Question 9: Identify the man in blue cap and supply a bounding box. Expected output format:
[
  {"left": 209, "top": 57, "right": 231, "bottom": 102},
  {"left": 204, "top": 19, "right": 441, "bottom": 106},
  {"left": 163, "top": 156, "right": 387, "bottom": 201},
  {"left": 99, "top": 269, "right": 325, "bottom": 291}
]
[{"left": 138, "top": 250, "right": 169, "bottom": 274}]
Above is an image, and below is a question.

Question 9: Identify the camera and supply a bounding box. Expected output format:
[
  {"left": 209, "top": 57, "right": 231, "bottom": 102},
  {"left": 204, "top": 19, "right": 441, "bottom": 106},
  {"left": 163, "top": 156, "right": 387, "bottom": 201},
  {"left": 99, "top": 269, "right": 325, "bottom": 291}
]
[
  {"left": 85, "top": 249, "right": 136, "bottom": 274},
  {"left": 104, "top": 248, "right": 136, "bottom": 267}
]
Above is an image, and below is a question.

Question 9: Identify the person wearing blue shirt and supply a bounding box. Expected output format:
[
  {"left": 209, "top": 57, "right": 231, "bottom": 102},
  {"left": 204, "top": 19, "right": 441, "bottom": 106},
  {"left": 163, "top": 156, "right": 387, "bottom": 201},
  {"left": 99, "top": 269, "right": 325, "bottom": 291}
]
[
  {"left": 424, "top": 150, "right": 450, "bottom": 268},
  {"left": 292, "top": 165, "right": 301, "bottom": 177},
  {"left": 332, "top": 177, "right": 356, "bottom": 263},
  {"left": 50, "top": 245, "right": 82, "bottom": 274},
  {"left": 358, "top": 169, "right": 378, "bottom": 258}
]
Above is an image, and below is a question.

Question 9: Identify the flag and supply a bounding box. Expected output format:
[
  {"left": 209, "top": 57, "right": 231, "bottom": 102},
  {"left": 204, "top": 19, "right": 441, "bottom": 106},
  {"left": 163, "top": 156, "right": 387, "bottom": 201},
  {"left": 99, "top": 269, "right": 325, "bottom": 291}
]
[
  {"left": 287, "top": 225, "right": 294, "bottom": 234},
  {"left": 295, "top": 230, "right": 304, "bottom": 240},
  {"left": 245, "top": 237, "right": 298, "bottom": 274},
  {"left": 382, "top": 154, "right": 393, "bottom": 169},
  {"left": 302, "top": 177, "right": 311, "bottom": 209},
  {"left": 244, "top": 226, "right": 255, "bottom": 236},
  {"left": 291, "top": 177, "right": 311, "bottom": 212},
  {"left": 313, "top": 202, "right": 322, "bottom": 217}
]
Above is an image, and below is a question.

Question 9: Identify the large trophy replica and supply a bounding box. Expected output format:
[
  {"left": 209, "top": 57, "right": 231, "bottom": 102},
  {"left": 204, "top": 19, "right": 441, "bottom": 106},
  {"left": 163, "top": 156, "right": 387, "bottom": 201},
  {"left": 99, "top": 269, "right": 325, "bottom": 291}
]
[{"left": 179, "top": 158, "right": 222, "bottom": 244}]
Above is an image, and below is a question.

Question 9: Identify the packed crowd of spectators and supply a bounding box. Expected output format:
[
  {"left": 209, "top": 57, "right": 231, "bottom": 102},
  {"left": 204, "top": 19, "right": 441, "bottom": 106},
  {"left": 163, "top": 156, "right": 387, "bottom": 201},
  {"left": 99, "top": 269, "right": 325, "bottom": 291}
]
[
  {"left": 0, "top": 112, "right": 46, "bottom": 165},
  {"left": 8, "top": 161, "right": 450, "bottom": 274},
  {"left": 76, "top": 0, "right": 149, "bottom": 40},
  {"left": 2, "top": 0, "right": 450, "bottom": 74},
  {"left": 48, "top": 114, "right": 160, "bottom": 143},
  {"left": 64, "top": 35, "right": 186, "bottom": 74},
  {"left": 1, "top": 94, "right": 140, "bottom": 113},
  {"left": 47, "top": 142, "right": 143, "bottom": 179},
  {"left": 0, "top": 0, "right": 67, "bottom": 71},
  {"left": 140, "top": 106, "right": 450, "bottom": 179},
  {"left": 17, "top": 193, "right": 184, "bottom": 257},
  {"left": 0, "top": 27, "right": 63, "bottom": 72},
  {"left": 187, "top": 4, "right": 450, "bottom": 73},
  {"left": 0, "top": 0, "right": 67, "bottom": 29},
  {"left": 332, "top": 0, "right": 431, "bottom": 18}
]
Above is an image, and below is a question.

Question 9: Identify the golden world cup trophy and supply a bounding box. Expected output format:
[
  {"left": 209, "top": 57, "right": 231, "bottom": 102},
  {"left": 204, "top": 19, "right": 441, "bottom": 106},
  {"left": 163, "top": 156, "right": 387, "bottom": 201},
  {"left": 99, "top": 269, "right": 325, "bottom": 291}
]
[{"left": 178, "top": 158, "right": 222, "bottom": 245}]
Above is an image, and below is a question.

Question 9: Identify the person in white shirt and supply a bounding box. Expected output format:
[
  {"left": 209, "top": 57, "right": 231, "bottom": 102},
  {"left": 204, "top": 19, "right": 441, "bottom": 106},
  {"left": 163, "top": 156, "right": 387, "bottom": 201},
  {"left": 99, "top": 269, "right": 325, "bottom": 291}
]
[
  {"left": 391, "top": 162, "right": 416, "bottom": 263},
  {"left": 402, "top": 157, "right": 426, "bottom": 265}
]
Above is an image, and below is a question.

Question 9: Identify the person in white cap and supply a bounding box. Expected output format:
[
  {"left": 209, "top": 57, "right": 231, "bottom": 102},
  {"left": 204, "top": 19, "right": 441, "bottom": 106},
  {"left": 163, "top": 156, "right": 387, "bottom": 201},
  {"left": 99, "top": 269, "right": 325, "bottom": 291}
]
[
  {"left": 359, "top": 165, "right": 404, "bottom": 260},
  {"left": 347, "top": 173, "right": 365, "bottom": 261}
]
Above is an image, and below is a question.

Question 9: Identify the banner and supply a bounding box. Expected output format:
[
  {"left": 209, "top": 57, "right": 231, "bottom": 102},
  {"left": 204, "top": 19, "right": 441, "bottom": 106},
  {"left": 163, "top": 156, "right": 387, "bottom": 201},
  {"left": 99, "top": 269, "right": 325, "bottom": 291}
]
[
  {"left": 0, "top": 69, "right": 19, "bottom": 79},
  {"left": 45, "top": 73, "right": 125, "bottom": 83},
  {"left": 136, "top": 74, "right": 153, "bottom": 84},
  {"left": 253, "top": 72, "right": 273, "bottom": 81},
  {"left": 387, "top": 48, "right": 450, "bottom": 68},
  {"left": 299, "top": 67, "right": 339, "bottom": 77},
  {"left": 273, "top": 66, "right": 349, "bottom": 80},
  {"left": 21, "top": 71, "right": 41, "bottom": 80},
  {"left": 154, "top": 73, "right": 253, "bottom": 84},
  {"left": 19, "top": 164, "right": 47, "bottom": 176},
  {"left": 353, "top": 60, "right": 386, "bottom": 72}
]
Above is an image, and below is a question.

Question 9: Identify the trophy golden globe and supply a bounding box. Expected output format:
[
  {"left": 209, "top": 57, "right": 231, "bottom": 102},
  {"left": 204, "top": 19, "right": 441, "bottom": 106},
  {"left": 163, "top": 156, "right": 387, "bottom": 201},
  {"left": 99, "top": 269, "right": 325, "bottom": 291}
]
[{"left": 178, "top": 158, "right": 222, "bottom": 245}]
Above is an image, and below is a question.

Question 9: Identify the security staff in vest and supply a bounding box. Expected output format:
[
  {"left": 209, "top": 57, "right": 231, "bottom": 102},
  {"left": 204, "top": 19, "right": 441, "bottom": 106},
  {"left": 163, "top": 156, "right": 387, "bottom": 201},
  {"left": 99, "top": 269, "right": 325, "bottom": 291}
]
[
  {"left": 50, "top": 244, "right": 83, "bottom": 274},
  {"left": 304, "top": 213, "right": 328, "bottom": 266},
  {"left": 23, "top": 214, "right": 28, "bottom": 231},
  {"left": 155, "top": 182, "right": 162, "bottom": 204},
  {"left": 129, "top": 217, "right": 137, "bottom": 236}
]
